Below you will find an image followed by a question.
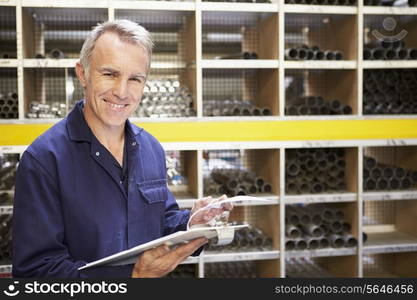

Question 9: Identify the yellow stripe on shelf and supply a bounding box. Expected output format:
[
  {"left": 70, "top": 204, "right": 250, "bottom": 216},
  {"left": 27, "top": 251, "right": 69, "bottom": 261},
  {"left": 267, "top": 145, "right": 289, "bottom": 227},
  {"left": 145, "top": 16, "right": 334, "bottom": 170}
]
[{"left": 1, "top": 119, "right": 417, "bottom": 145}]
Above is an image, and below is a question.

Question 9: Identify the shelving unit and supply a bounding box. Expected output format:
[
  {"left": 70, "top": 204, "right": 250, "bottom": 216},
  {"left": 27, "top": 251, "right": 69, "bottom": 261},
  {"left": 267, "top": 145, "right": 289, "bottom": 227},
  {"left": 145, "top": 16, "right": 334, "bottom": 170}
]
[{"left": 1, "top": 0, "right": 417, "bottom": 278}]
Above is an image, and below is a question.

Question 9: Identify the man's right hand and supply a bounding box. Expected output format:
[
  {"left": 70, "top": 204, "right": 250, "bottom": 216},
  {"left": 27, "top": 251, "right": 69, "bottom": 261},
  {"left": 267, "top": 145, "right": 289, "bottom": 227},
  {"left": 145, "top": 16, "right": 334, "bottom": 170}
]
[{"left": 131, "top": 237, "right": 207, "bottom": 278}]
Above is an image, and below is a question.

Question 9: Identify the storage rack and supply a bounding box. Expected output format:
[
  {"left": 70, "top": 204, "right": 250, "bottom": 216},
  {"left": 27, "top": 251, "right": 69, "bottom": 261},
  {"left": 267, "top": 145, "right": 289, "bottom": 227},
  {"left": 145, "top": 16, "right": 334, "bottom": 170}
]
[{"left": 1, "top": 0, "right": 417, "bottom": 278}]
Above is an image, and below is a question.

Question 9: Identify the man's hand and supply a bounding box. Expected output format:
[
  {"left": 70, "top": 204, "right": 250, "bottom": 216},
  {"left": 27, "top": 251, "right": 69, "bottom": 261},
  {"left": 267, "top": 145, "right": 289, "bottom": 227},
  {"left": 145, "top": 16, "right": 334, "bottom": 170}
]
[
  {"left": 131, "top": 237, "right": 207, "bottom": 278},
  {"left": 188, "top": 195, "right": 234, "bottom": 228}
]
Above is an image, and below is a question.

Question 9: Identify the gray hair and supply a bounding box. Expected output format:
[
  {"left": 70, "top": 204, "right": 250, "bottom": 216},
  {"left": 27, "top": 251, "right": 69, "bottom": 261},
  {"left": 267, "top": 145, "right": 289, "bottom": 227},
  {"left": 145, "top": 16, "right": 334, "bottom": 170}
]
[{"left": 79, "top": 19, "right": 154, "bottom": 78}]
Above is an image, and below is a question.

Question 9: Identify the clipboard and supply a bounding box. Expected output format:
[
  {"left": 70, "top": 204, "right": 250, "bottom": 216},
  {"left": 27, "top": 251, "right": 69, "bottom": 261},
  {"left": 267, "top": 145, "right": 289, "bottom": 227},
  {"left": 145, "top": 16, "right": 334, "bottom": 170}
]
[{"left": 78, "top": 224, "right": 248, "bottom": 270}]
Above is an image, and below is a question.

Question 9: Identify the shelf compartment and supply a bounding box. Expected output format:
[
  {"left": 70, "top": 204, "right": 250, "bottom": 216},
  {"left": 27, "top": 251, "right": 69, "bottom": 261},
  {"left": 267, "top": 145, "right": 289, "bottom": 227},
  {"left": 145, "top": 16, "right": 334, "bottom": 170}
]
[
  {"left": 22, "top": 7, "right": 108, "bottom": 59},
  {"left": 203, "top": 149, "right": 279, "bottom": 197},
  {"left": 113, "top": 1, "right": 195, "bottom": 11},
  {"left": 364, "top": 252, "right": 417, "bottom": 277},
  {"left": 0, "top": 68, "right": 18, "bottom": 120},
  {"left": 285, "top": 13, "right": 357, "bottom": 61},
  {"left": 285, "top": 202, "right": 359, "bottom": 259},
  {"left": 285, "top": 147, "right": 357, "bottom": 195},
  {"left": 363, "top": 14, "right": 417, "bottom": 62},
  {"left": 285, "top": 69, "right": 357, "bottom": 116},
  {"left": 202, "top": 11, "right": 278, "bottom": 60},
  {"left": 204, "top": 259, "right": 279, "bottom": 278},
  {"left": 134, "top": 69, "right": 196, "bottom": 119},
  {"left": 0, "top": 153, "right": 19, "bottom": 192},
  {"left": 201, "top": 2, "right": 278, "bottom": 13},
  {"left": 115, "top": 10, "right": 196, "bottom": 68},
  {"left": 364, "top": 230, "right": 417, "bottom": 255},
  {"left": 165, "top": 150, "right": 198, "bottom": 200},
  {"left": 363, "top": 146, "right": 417, "bottom": 192},
  {"left": 24, "top": 68, "right": 68, "bottom": 119},
  {"left": 363, "top": 69, "right": 417, "bottom": 115},
  {"left": 0, "top": 6, "right": 17, "bottom": 60},
  {"left": 286, "top": 255, "right": 357, "bottom": 277},
  {"left": 363, "top": 198, "right": 417, "bottom": 254},
  {"left": 203, "top": 69, "right": 278, "bottom": 117}
]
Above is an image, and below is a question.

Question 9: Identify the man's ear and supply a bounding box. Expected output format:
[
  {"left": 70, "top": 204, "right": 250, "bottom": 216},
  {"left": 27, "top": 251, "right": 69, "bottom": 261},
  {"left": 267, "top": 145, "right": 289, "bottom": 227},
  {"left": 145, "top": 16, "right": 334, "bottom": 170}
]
[{"left": 75, "top": 62, "right": 87, "bottom": 88}]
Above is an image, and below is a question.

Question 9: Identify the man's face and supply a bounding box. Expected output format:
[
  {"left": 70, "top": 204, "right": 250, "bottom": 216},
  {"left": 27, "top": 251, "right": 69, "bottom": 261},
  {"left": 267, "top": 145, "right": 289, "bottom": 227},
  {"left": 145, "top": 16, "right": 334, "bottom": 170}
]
[{"left": 80, "top": 32, "right": 148, "bottom": 129}]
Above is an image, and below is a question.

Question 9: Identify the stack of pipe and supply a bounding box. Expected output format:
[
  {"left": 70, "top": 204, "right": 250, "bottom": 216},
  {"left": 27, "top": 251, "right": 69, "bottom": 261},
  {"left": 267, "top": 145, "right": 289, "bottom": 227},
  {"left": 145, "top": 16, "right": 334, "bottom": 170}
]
[
  {"left": 285, "top": 45, "right": 344, "bottom": 61},
  {"left": 0, "top": 192, "right": 12, "bottom": 206},
  {"left": 285, "top": 0, "right": 356, "bottom": 4},
  {"left": 364, "top": 0, "right": 417, "bottom": 6},
  {"left": 27, "top": 102, "right": 66, "bottom": 118},
  {"left": 363, "top": 69, "right": 417, "bottom": 114},
  {"left": 363, "top": 156, "right": 417, "bottom": 191},
  {"left": 204, "top": 168, "right": 273, "bottom": 197},
  {"left": 205, "top": 224, "right": 273, "bottom": 252},
  {"left": 135, "top": 78, "right": 196, "bottom": 118},
  {"left": 285, "top": 204, "right": 358, "bottom": 250},
  {"left": 286, "top": 95, "right": 352, "bottom": 115},
  {"left": 0, "top": 162, "right": 17, "bottom": 191},
  {"left": 205, "top": 261, "right": 257, "bottom": 278},
  {"left": 204, "top": 99, "right": 272, "bottom": 117},
  {"left": 285, "top": 148, "right": 347, "bottom": 194},
  {"left": 286, "top": 257, "right": 332, "bottom": 277},
  {"left": 0, "top": 215, "right": 12, "bottom": 263},
  {"left": 364, "top": 40, "right": 417, "bottom": 61},
  {"left": 166, "top": 265, "right": 196, "bottom": 278},
  {"left": 0, "top": 92, "right": 18, "bottom": 119}
]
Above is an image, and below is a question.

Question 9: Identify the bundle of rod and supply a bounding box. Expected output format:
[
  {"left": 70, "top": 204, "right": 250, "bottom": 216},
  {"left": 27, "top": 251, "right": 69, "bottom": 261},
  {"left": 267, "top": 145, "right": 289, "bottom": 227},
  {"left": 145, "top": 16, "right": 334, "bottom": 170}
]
[
  {"left": 285, "top": 0, "right": 356, "bottom": 4},
  {"left": 285, "top": 45, "right": 343, "bottom": 61},
  {"left": 26, "top": 101, "right": 66, "bottom": 119},
  {"left": 0, "top": 215, "right": 12, "bottom": 263},
  {"left": 0, "top": 92, "right": 18, "bottom": 119},
  {"left": 203, "top": 99, "right": 272, "bottom": 117},
  {"left": 363, "top": 40, "right": 417, "bottom": 61},
  {"left": 286, "top": 257, "right": 332, "bottom": 278},
  {"left": 285, "top": 148, "right": 347, "bottom": 194},
  {"left": 214, "top": 51, "right": 258, "bottom": 60},
  {"left": 363, "top": 69, "right": 417, "bottom": 114},
  {"left": 166, "top": 265, "right": 196, "bottom": 278},
  {"left": 0, "top": 164, "right": 17, "bottom": 191},
  {"left": 135, "top": 78, "right": 196, "bottom": 118},
  {"left": 286, "top": 95, "right": 352, "bottom": 115},
  {"left": 285, "top": 204, "right": 358, "bottom": 251},
  {"left": 204, "top": 224, "right": 273, "bottom": 252},
  {"left": 364, "top": 0, "right": 417, "bottom": 6},
  {"left": 363, "top": 156, "right": 417, "bottom": 191},
  {"left": 204, "top": 168, "right": 273, "bottom": 197},
  {"left": 205, "top": 261, "right": 257, "bottom": 278},
  {"left": 0, "top": 192, "right": 12, "bottom": 206}
]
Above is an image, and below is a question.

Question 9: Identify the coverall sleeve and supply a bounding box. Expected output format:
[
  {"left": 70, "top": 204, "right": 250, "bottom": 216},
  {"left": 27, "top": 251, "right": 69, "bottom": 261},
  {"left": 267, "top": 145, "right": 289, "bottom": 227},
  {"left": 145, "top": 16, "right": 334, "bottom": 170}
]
[{"left": 12, "top": 151, "right": 133, "bottom": 278}]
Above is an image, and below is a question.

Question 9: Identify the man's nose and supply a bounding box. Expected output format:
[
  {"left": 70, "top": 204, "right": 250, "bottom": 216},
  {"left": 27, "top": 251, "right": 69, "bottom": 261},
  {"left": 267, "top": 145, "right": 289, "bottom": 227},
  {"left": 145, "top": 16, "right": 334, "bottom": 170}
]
[{"left": 112, "top": 78, "right": 129, "bottom": 100}]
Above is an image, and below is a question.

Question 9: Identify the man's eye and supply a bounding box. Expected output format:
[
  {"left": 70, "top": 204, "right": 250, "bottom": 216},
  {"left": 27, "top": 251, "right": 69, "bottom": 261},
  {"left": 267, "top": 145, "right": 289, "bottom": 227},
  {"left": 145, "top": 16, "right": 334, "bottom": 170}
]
[
  {"left": 103, "top": 73, "right": 113, "bottom": 77},
  {"left": 131, "top": 78, "right": 142, "bottom": 83}
]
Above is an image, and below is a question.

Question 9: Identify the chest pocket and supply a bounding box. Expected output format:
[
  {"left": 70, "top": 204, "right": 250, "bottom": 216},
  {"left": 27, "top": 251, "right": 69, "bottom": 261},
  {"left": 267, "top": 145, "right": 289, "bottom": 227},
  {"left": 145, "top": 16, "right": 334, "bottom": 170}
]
[{"left": 137, "top": 179, "right": 168, "bottom": 204}]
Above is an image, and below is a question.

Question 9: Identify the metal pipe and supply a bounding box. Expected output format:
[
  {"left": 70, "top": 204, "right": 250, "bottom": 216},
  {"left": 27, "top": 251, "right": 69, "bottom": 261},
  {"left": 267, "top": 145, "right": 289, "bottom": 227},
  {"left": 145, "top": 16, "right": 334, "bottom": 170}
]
[
  {"left": 329, "top": 234, "right": 344, "bottom": 248},
  {"left": 343, "top": 234, "right": 358, "bottom": 247},
  {"left": 286, "top": 225, "right": 302, "bottom": 239},
  {"left": 285, "top": 48, "right": 299, "bottom": 60},
  {"left": 306, "top": 238, "right": 320, "bottom": 250}
]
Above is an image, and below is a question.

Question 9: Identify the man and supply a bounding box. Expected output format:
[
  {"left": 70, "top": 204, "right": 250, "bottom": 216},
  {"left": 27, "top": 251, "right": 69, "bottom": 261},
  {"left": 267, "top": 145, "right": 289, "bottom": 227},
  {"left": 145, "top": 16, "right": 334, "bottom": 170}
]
[{"left": 12, "top": 20, "right": 232, "bottom": 278}]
